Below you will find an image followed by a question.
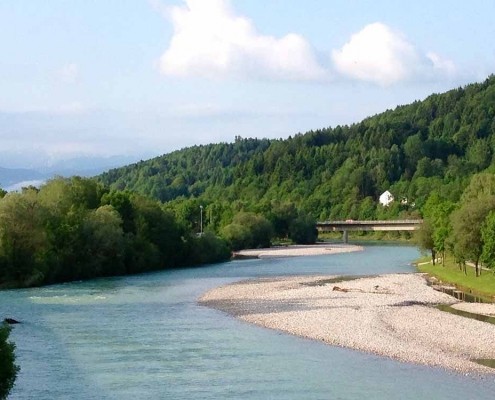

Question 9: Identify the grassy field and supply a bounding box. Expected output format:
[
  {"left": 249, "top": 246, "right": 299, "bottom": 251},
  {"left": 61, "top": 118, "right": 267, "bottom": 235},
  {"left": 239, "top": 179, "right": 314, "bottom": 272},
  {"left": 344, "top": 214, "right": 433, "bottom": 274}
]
[{"left": 416, "top": 256, "right": 495, "bottom": 298}]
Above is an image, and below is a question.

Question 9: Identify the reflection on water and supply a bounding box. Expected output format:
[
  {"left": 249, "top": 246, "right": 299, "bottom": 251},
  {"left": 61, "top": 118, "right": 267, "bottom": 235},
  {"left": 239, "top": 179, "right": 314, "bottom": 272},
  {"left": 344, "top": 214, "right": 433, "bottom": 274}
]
[{"left": 2, "top": 246, "right": 495, "bottom": 400}]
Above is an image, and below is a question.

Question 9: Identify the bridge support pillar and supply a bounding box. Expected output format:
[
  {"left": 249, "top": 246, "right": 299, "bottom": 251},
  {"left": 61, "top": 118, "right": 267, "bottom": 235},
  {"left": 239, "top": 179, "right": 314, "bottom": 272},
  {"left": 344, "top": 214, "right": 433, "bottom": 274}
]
[{"left": 343, "top": 230, "right": 348, "bottom": 244}]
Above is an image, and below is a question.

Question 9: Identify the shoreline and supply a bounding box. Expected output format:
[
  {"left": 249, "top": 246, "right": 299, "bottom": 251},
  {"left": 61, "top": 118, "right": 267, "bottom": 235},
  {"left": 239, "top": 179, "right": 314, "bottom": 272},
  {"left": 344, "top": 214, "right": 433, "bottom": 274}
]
[
  {"left": 200, "top": 273, "right": 495, "bottom": 375},
  {"left": 233, "top": 243, "right": 363, "bottom": 259}
]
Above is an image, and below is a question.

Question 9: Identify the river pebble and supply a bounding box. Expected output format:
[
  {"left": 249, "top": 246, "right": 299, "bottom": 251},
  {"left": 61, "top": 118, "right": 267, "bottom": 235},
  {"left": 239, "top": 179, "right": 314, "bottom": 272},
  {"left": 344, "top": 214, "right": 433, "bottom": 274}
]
[{"left": 199, "top": 273, "right": 495, "bottom": 375}]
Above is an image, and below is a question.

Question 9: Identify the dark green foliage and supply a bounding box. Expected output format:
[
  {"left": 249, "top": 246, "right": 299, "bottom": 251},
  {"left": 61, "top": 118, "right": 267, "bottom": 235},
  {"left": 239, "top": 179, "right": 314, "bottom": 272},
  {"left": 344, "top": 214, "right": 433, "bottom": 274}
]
[
  {"left": 3, "top": 77, "right": 495, "bottom": 285},
  {"left": 481, "top": 210, "right": 495, "bottom": 269},
  {"left": 0, "top": 189, "right": 47, "bottom": 286},
  {"left": 289, "top": 213, "right": 317, "bottom": 244},
  {"left": 99, "top": 76, "right": 495, "bottom": 225},
  {"left": 0, "top": 177, "right": 230, "bottom": 288},
  {"left": 221, "top": 212, "right": 273, "bottom": 250},
  {"left": 416, "top": 171, "right": 495, "bottom": 276},
  {"left": 220, "top": 223, "right": 251, "bottom": 251},
  {"left": 185, "top": 232, "right": 231, "bottom": 265},
  {"left": 101, "top": 190, "right": 135, "bottom": 233},
  {"left": 416, "top": 219, "right": 436, "bottom": 264},
  {"left": 267, "top": 201, "right": 298, "bottom": 238},
  {"left": 0, "top": 324, "right": 18, "bottom": 399},
  {"left": 451, "top": 196, "right": 495, "bottom": 276}
]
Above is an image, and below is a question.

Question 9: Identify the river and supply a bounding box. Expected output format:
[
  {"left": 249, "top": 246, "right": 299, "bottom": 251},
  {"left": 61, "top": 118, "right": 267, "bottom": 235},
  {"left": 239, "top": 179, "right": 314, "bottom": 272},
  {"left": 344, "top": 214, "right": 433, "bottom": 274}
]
[{"left": 2, "top": 245, "right": 495, "bottom": 399}]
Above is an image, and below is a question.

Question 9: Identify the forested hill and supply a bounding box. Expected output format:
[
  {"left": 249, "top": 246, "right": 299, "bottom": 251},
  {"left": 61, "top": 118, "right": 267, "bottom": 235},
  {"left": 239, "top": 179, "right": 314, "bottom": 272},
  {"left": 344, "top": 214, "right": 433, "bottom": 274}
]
[{"left": 99, "top": 75, "right": 495, "bottom": 222}]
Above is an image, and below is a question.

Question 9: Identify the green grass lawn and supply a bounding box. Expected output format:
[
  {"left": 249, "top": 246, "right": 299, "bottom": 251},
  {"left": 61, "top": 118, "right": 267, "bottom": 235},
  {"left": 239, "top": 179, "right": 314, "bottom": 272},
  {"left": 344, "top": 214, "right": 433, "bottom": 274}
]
[{"left": 416, "top": 256, "right": 495, "bottom": 298}]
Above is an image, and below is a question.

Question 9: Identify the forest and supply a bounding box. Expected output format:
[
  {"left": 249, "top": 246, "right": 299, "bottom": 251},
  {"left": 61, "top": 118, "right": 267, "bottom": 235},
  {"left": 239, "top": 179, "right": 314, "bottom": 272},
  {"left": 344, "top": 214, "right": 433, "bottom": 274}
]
[
  {"left": 100, "top": 77, "right": 495, "bottom": 217},
  {"left": 0, "top": 177, "right": 230, "bottom": 289},
  {"left": 99, "top": 76, "right": 495, "bottom": 242},
  {"left": 2, "top": 75, "right": 495, "bottom": 397},
  {"left": 3, "top": 76, "right": 495, "bottom": 287}
]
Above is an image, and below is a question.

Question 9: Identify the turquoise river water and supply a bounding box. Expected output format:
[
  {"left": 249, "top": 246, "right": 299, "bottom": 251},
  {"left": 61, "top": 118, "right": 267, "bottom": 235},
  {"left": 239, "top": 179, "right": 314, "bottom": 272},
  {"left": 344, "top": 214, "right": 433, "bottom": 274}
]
[{"left": 2, "top": 245, "right": 495, "bottom": 399}]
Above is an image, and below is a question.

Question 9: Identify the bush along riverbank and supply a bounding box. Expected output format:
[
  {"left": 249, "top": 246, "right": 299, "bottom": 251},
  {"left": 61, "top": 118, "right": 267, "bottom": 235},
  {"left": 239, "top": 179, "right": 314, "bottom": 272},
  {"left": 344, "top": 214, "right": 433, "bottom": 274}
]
[
  {"left": 0, "top": 177, "right": 230, "bottom": 289},
  {"left": 0, "top": 323, "right": 18, "bottom": 399}
]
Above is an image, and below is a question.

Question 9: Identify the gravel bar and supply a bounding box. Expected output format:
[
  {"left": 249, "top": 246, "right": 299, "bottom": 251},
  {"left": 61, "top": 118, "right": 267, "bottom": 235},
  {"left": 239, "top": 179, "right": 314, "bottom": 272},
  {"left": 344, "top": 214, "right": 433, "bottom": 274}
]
[
  {"left": 199, "top": 273, "right": 495, "bottom": 375},
  {"left": 234, "top": 244, "right": 363, "bottom": 258}
]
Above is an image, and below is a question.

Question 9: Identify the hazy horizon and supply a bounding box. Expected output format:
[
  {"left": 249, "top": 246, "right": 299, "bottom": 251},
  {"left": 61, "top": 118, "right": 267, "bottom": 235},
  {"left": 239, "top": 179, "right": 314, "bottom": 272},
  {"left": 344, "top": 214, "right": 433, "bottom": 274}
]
[{"left": 2, "top": 0, "right": 494, "bottom": 168}]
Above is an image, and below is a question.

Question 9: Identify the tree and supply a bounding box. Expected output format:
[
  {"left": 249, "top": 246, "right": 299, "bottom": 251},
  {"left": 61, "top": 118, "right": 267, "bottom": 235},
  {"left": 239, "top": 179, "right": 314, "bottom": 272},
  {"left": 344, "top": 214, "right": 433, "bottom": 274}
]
[
  {"left": 220, "top": 223, "right": 251, "bottom": 251},
  {"left": 268, "top": 201, "right": 298, "bottom": 238},
  {"left": 481, "top": 210, "right": 495, "bottom": 269},
  {"left": 460, "top": 172, "right": 495, "bottom": 203},
  {"left": 81, "top": 205, "right": 125, "bottom": 277},
  {"left": 129, "top": 195, "right": 186, "bottom": 271},
  {"left": 38, "top": 177, "right": 103, "bottom": 215},
  {"left": 416, "top": 219, "right": 436, "bottom": 264},
  {"left": 403, "top": 134, "right": 425, "bottom": 176},
  {"left": 289, "top": 213, "right": 317, "bottom": 244},
  {"left": 450, "top": 196, "right": 495, "bottom": 276},
  {"left": 0, "top": 324, "right": 18, "bottom": 400},
  {"left": 184, "top": 231, "right": 231, "bottom": 265},
  {"left": 358, "top": 197, "right": 376, "bottom": 220},
  {"left": 100, "top": 190, "right": 135, "bottom": 234},
  {"left": 0, "top": 190, "right": 48, "bottom": 286},
  {"left": 467, "top": 139, "right": 492, "bottom": 170},
  {"left": 422, "top": 194, "right": 456, "bottom": 265},
  {"left": 166, "top": 198, "right": 203, "bottom": 232},
  {"left": 221, "top": 212, "right": 273, "bottom": 250}
]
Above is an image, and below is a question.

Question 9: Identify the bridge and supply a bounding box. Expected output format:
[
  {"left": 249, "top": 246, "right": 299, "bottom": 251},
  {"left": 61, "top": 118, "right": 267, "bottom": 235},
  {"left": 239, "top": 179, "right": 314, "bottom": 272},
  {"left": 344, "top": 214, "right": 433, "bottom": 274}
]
[{"left": 316, "top": 220, "right": 423, "bottom": 243}]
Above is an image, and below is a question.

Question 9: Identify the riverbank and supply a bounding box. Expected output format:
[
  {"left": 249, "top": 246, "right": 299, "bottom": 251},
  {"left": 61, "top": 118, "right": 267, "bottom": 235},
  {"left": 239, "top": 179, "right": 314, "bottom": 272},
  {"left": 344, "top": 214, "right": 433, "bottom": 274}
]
[
  {"left": 417, "top": 258, "right": 495, "bottom": 299},
  {"left": 233, "top": 243, "right": 363, "bottom": 259},
  {"left": 200, "top": 273, "right": 495, "bottom": 375}
]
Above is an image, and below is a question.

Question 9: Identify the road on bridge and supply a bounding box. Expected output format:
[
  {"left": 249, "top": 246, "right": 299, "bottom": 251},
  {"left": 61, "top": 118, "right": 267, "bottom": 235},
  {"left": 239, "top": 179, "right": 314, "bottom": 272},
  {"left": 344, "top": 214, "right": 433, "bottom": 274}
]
[{"left": 316, "top": 220, "right": 423, "bottom": 243}]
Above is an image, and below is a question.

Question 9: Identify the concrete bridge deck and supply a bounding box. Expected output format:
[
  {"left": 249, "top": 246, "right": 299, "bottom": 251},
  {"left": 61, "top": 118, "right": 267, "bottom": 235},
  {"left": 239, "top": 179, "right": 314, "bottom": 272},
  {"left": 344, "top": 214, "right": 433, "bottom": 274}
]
[{"left": 316, "top": 220, "right": 423, "bottom": 242}]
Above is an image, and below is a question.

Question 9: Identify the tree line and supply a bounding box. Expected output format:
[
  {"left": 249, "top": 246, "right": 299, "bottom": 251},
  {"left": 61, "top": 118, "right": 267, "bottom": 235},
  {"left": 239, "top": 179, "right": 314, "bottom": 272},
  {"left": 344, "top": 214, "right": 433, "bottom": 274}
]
[
  {"left": 5, "top": 75, "right": 495, "bottom": 286},
  {"left": 418, "top": 172, "right": 495, "bottom": 276},
  {"left": 0, "top": 177, "right": 231, "bottom": 289},
  {"left": 99, "top": 76, "right": 495, "bottom": 229},
  {"left": 3, "top": 75, "right": 495, "bottom": 396}
]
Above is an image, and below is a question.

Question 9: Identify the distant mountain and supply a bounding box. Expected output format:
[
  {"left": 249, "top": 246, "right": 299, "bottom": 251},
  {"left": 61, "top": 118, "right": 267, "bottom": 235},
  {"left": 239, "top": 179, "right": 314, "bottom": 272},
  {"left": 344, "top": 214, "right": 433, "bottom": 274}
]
[
  {"left": 94, "top": 75, "right": 494, "bottom": 219},
  {"left": 39, "top": 155, "right": 147, "bottom": 176},
  {"left": 1, "top": 155, "right": 147, "bottom": 191},
  {"left": 0, "top": 167, "right": 46, "bottom": 190}
]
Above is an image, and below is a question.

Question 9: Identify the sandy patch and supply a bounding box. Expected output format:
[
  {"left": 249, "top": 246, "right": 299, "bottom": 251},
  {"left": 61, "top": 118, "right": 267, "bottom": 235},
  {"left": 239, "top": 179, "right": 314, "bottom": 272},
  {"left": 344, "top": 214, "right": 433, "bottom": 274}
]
[{"left": 234, "top": 244, "right": 363, "bottom": 258}]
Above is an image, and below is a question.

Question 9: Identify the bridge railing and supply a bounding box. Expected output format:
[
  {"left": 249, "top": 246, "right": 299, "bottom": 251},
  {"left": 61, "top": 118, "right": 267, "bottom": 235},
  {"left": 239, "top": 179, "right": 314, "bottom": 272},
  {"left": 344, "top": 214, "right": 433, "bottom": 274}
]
[
  {"left": 316, "top": 219, "right": 423, "bottom": 225},
  {"left": 315, "top": 219, "right": 423, "bottom": 243}
]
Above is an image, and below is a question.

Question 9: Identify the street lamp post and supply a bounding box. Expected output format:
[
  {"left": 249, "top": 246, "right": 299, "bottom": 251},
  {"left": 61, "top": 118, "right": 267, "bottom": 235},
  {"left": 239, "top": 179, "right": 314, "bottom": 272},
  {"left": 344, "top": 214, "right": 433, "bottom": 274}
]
[{"left": 200, "top": 205, "right": 203, "bottom": 235}]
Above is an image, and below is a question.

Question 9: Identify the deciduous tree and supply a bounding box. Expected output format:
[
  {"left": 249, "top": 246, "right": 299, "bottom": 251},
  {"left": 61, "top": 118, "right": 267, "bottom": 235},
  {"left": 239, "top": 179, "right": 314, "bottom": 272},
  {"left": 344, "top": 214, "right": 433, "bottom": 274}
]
[{"left": 0, "top": 324, "right": 18, "bottom": 399}]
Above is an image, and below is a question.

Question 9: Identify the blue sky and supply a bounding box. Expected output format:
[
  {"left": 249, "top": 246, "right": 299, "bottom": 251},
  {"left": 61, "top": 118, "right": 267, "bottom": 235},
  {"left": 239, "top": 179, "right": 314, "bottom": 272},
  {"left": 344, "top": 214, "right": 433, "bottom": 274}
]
[{"left": 1, "top": 0, "right": 494, "bottom": 168}]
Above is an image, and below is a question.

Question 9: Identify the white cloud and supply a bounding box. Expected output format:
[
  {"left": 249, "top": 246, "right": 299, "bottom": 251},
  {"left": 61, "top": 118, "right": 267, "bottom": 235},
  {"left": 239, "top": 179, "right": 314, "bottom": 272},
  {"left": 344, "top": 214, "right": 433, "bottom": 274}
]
[
  {"left": 332, "top": 23, "right": 456, "bottom": 86},
  {"left": 158, "top": 0, "right": 327, "bottom": 81},
  {"left": 426, "top": 52, "right": 456, "bottom": 77}
]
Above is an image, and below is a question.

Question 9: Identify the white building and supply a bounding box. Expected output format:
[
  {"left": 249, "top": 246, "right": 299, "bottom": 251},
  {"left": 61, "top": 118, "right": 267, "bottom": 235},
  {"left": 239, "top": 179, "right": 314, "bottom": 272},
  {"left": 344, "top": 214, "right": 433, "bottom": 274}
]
[{"left": 379, "top": 190, "right": 394, "bottom": 206}]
